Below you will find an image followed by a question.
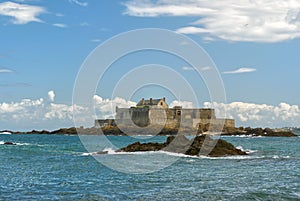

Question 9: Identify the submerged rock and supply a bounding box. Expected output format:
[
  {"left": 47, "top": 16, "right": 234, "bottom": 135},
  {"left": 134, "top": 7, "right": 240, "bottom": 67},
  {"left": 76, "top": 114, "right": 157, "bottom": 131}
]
[{"left": 116, "top": 135, "right": 247, "bottom": 157}]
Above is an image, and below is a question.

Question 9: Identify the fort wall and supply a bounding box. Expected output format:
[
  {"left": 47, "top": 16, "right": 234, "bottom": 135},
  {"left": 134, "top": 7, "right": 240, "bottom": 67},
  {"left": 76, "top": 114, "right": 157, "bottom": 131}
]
[{"left": 95, "top": 98, "right": 235, "bottom": 132}]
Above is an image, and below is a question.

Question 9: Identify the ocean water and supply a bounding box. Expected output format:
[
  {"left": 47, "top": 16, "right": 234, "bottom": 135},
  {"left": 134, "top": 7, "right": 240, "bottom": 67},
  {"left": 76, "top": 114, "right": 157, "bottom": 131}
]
[{"left": 0, "top": 134, "right": 299, "bottom": 201}]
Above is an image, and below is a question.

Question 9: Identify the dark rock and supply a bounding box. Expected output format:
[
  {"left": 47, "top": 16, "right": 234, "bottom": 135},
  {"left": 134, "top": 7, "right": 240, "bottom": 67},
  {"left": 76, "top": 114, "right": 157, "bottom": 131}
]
[
  {"left": 221, "top": 127, "right": 297, "bottom": 137},
  {"left": 50, "top": 127, "right": 77, "bottom": 135},
  {"left": 3, "top": 142, "right": 16, "bottom": 145},
  {"left": 164, "top": 135, "right": 193, "bottom": 153},
  {"left": 96, "top": 151, "right": 109, "bottom": 154},
  {"left": 117, "top": 141, "right": 166, "bottom": 152},
  {"left": 115, "top": 135, "right": 247, "bottom": 157}
]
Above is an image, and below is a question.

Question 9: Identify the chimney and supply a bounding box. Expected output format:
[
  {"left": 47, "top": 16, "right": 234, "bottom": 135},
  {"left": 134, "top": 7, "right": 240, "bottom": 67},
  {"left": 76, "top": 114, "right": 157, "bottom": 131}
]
[
  {"left": 150, "top": 98, "right": 153, "bottom": 104},
  {"left": 163, "top": 97, "right": 165, "bottom": 102}
]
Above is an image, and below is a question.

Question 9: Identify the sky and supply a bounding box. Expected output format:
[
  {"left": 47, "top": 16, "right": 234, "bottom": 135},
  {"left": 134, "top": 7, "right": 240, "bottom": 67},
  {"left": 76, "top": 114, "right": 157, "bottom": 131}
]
[{"left": 0, "top": 0, "right": 300, "bottom": 130}]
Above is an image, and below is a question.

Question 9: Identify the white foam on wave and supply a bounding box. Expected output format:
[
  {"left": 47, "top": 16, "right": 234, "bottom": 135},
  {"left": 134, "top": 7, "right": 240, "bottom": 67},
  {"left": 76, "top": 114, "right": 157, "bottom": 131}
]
[
  {"left": 16, "top": 142, "right": 31, "bottom": 146},
  {"left": 0, "top": 132, "right": 11, "bottom": 135},
  {"left": 81, "top": 149, "right": 255, "bottom": 159},
  {"left": 81, "top": 148, "right": 117, "bottom": 156},
  {"left": 156, "top": 151, "right": 199, "bottom": 158},
  {"left": 81, "top": 149, "right": 294, "bottom": 160},
  {"left": 236, "top": 146, "right": 257, "bottom": 154},
  {"left": 103, "top": 148, "right": 117, "bottom": 154},
  {"left": 0, "top": 141, "right": 44, "bottom": 146},
  {"left": 271, "top": 155, "right": 291, "bottom": 159},
  {"left": 222, "top": 135, "right": 265, "bottom": 138}
]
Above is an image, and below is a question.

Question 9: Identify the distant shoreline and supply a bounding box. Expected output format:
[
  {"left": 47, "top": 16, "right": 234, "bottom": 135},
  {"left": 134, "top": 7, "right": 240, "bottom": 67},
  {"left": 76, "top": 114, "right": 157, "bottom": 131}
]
[{"left": 0, "top": 126, "right": 298, "bottom": 137}]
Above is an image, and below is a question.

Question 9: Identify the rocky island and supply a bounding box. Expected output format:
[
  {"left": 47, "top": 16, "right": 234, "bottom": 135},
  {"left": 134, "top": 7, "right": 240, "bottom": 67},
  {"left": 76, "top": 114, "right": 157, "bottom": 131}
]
[{"left": 97, "top": 135, "right": 247, "bottom": 157}]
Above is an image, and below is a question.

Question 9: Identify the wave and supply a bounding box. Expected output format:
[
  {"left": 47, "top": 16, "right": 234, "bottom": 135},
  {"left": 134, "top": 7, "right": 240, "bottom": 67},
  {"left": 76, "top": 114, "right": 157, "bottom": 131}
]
[
  {"left": 81, "top": 148, "right": 293, "bottom": 161},
  {"left": 236, "top": 146, "right": 257, "bottom": 154},
  {"left": 81, "top": 148, "right": 198, "bottom": 158},
  {"left": 0, "top": 132, "right": 11, "bottom": 135},
  {"left": 222, "top": 135, "right": 265, "bottom": 138},
  {"left": 0, "top": 141, "right": 45, "bottom": 146}
]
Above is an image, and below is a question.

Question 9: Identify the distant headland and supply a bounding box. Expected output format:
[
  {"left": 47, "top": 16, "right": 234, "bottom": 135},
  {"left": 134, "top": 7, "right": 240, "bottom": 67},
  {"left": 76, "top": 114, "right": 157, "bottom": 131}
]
[{"left": 0, "top": 126, "right": 296, "bottom": 137}]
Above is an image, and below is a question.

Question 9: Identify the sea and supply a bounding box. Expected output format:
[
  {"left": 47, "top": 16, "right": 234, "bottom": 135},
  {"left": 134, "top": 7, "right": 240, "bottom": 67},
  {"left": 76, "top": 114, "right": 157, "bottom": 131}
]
[{"left": 0, "top": 134, "right": 299, "bottom": 201}]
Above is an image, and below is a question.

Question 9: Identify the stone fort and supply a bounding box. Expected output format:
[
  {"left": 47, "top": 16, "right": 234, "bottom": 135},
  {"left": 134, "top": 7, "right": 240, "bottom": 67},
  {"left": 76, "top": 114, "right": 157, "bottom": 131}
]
[{"left": 95, "top": 98, "right": 235, "bottom": 132}]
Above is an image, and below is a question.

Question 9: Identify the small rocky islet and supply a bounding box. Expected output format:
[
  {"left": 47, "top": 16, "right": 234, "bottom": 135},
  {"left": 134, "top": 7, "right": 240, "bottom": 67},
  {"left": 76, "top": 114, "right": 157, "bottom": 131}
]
[{"left": 106, "top": 135, "right": 248, "bottom": 157}]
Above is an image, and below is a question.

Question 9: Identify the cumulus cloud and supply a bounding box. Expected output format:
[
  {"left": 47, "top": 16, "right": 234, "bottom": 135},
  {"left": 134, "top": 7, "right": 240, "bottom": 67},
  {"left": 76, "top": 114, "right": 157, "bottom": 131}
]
[
  {"left": 69, "top": 0, "right": 88, "bottom": 7},
  {"left": 0, "top": 68, "right": 13, "bottom": 73},
  {"left": 0, "top": 94, "right": 137, "bottom": 130},
  {"left": 52, "top": 23, "right": 67, "bottom": 28},
  {"left": 169, "top": 100, "right": 194, "bottom": 108},
  {"left": 0, "top": 1, "right": 45, "bottom": 24},
  {"left": 223, "top": 67, "right": 257, "bottom": 74},
  {"left": 204, "top": 101, "right": 300, "bottom": 128},
  {"left": 93, "top": 95, "right": 136, "bottom": 119},
  {"left": 48, "top": 90, "right": 55, "bottom": 102},
  {"left": 124, "top": 0, "right": 300, "bottom": 42}
]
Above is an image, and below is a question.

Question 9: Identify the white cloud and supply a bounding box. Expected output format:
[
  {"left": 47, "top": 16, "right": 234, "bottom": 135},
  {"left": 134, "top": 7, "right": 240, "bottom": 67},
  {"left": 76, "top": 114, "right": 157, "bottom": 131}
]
[
  {"left": 93, "top": 95, "right": 136, "bottom": 119},
  {"left": 169, "top": 100, "right": 194, "bottom": 108},
  {"left": 44, "top": 103, "right": 73, "bottom": 120},
  {"left": 69, "top": 0, "right": 88, "bottom": 7},
  {"left": 48, "top": 90, "right": 55, "bottom": 102},
  {"left": 223, "top": 67, "right": 257, "bottom": 74},
  {"left": 182, "top": 66, "right": 194, "bottom": 71},
  {"left": 124, "top": 0, "right": 300, "bottom": 42},
  {"left": 53, "top": 23, "right": 67, "bottom": 28},
  {"left": 204, "top": 101, "right": 300, "bottom": 128},
  {"left": 200, "top": 66, "right": 212, "bottom": 71},
  {"left": 0, "top": 68, "right": 13, "bottom": 73},
  {"left": 0, "top": 1, "right": 45, "bottom": 24},
  {"left": 0, "top": 94, "right": 137, "bottom": 130},
  {"left": 182, "top": 66, "right": 212, "bottom": 71}
]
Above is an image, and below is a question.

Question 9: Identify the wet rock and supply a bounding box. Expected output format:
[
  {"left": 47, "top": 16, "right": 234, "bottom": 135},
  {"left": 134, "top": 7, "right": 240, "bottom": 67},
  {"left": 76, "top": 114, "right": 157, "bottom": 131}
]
[
  {"left": 116, "top": 135, "right": 247, "bottom": 157},
  {"left": 3, "top": 142, "right": 16, "bottom": 145},
  {"left": 117, "top": 141, "right": 165, "bottom": 152},
  {"left": 222, "top": 127, "right": 297, "bottom": 137}
]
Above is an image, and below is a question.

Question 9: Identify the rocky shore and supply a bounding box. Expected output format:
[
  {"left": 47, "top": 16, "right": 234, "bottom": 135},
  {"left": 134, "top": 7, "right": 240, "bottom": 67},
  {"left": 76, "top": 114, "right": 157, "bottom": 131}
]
[
  {"left": 97, "top": 135, "right": 248, "bottom": 157},
  {"left": 1, "top": 126, "right": 297, "bottom": 137},
  {"left": 221, "top": 127, "right": 297, "bottom": 137}
]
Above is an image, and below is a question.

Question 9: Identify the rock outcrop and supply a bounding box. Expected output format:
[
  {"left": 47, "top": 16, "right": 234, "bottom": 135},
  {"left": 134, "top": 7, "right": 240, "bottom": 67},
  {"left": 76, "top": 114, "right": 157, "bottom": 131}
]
[
  {"left": 3, "top": 142, "right": 16, "bottom": 145},
  {"left": 222, "top": 127, "right": 297, "bottom": 137},
  {"left": 116, "top": 135, "right": 247, "bottom": 157}
]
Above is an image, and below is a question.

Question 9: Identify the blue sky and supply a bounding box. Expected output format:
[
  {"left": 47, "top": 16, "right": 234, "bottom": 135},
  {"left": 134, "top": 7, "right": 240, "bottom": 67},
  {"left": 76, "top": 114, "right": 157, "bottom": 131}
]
[{"left": 0, "top": 0, "right": 300, "bottom": 130}]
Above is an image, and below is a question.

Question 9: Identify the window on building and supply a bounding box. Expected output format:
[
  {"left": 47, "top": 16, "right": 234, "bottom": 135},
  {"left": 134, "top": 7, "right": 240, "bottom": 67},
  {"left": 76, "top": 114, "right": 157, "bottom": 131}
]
[{"left": 177, "top": 111, "right": 181, "bottom": 116}]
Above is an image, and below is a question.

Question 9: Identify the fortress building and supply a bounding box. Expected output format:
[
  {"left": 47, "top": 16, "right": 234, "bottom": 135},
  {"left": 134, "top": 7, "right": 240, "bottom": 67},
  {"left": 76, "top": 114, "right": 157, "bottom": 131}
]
[{"left": 95, "top": 98, "right": 235, "bottom": 132}]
